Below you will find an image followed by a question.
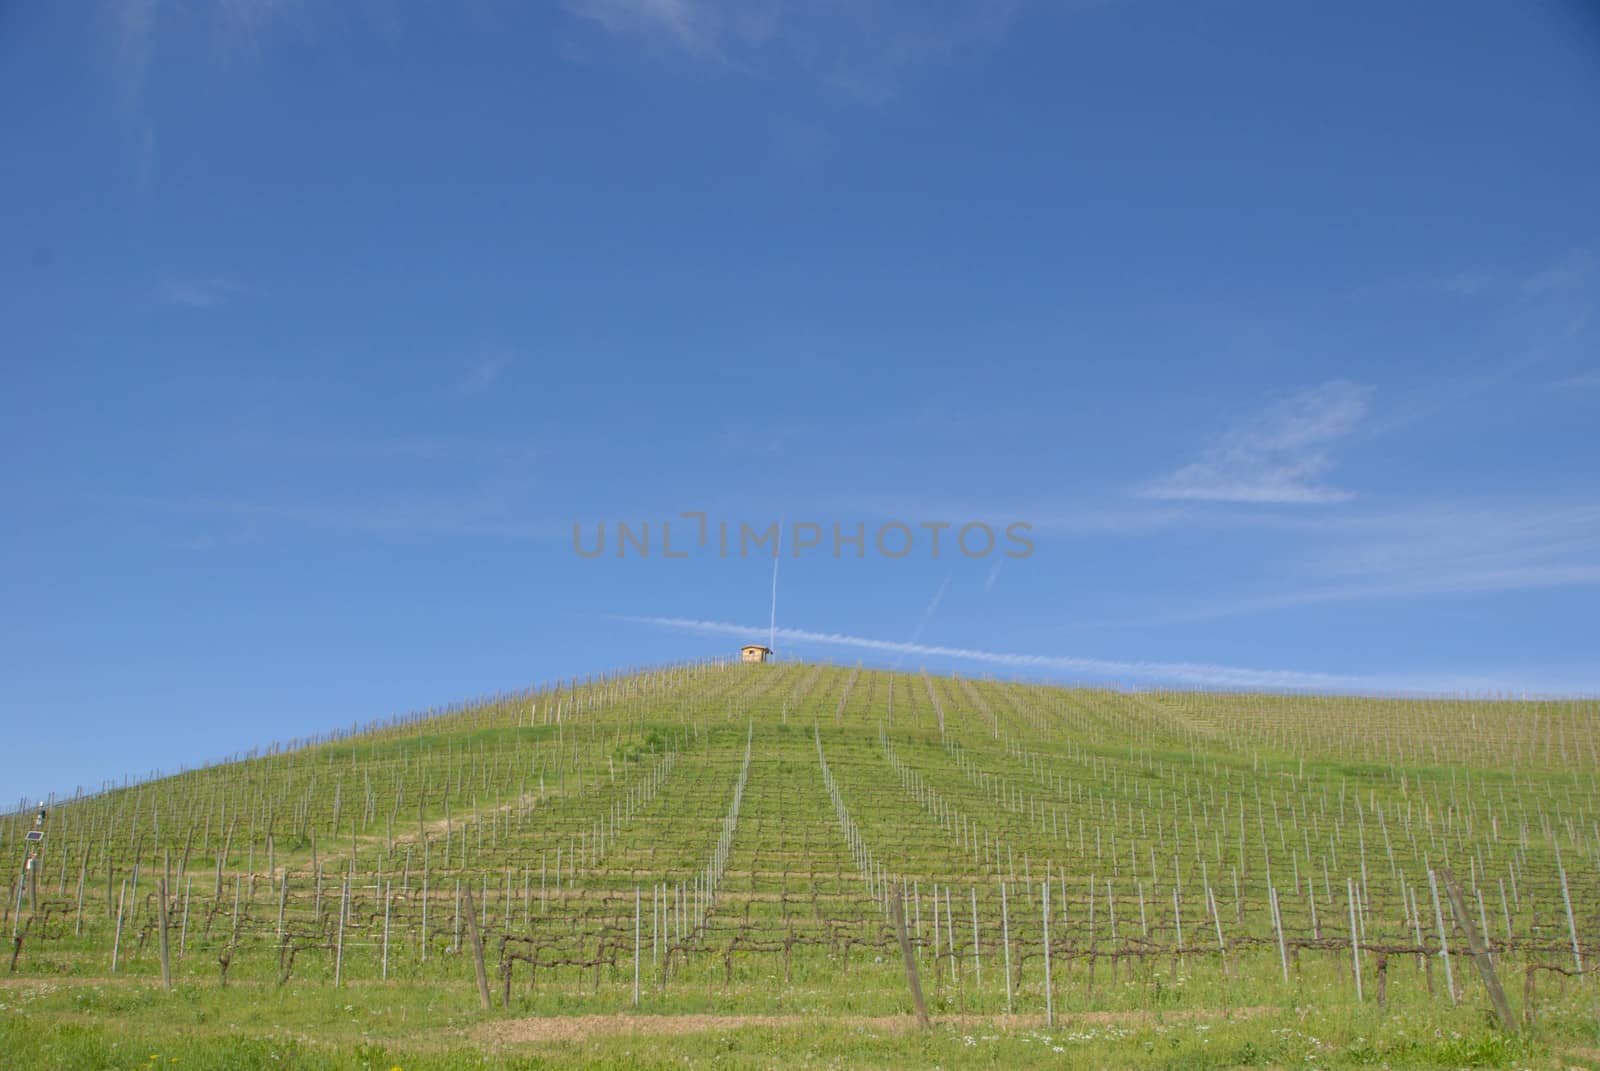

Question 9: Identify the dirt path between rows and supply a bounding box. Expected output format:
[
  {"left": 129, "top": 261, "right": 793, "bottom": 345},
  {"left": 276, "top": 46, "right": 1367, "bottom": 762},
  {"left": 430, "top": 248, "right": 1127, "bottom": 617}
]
[
  {"left": 0, "top": 975, "right": 120, "bottom": 989},
  {"left": 474, "top": 1004, "right": 1275, "bottom": 1044}
]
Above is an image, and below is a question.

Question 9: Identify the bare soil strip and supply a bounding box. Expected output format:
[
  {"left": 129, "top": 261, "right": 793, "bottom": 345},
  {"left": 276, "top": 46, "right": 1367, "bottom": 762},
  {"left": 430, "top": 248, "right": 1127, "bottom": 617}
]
[{"left": 475, "top": 1005, "right": 1275, "bottom": 1044}]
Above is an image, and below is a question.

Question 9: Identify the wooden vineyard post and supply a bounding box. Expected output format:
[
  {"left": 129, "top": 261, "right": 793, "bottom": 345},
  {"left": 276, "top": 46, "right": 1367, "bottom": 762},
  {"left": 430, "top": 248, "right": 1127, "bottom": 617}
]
[
  {"left": 463, "top": 885, "right": 492, "bottom": 1011},
  {"left": 890, "top": 883, "right": 930, "bottom": 1028},
  {"left": 1000, "top": 880, "right": 1013, "bottom": 1015},
  {"left": 1042, "top": 880, "right": 1053, "bottom": 1027},
  {"left": 382, "top": 880, "right": 392, "bottom": 981},
  {"left": 634, "top": 885, "right": 641, "bottom": 1008},
  {"left": 1440, "top": 867, "right": 1516, "bottom": 1031},
  {"left": 1409, "top": 886, "right": 1426, "bottom": 980},
  {"left": 971, "top": 887, "right": 981, "bottom": 990},
  {"left": 1347, "top": 878, "right": 1362, "bottom": 1002},
  {"left": 1271, "top": 886, "right": 1289, "bottom": 984},
  {"left": 946, "top": 886, "right": 957, "bottom": 986},
  {"left": 156, "top": 876, "right": 172, "bottom": 990},
  {"left": 1559, "top": 861, "right": 1582, "bottom": 976},
  {"left": 74, "top": 847, "right": 87, "bottom": 937},
  {"left": 180, "top": 877, "right": 192, "bottom": 958},
  {"left": 1208, "top": 885, "right": 1228, "bottom": 981},
  {"left": 111, "top": 878, "right": 127, "bottom": 973},
  {"left": 334, "top": 876, "right": 348, "bottom": 988},
  {"left": 914, "top": 881, "right": 921, "bottom": 950},
  {"left": 1173, "top": 885, "right": 1184, "bottom": 969},
  {"left": 1427, "top": 870, "right": 1456, "bottom": 1005}
]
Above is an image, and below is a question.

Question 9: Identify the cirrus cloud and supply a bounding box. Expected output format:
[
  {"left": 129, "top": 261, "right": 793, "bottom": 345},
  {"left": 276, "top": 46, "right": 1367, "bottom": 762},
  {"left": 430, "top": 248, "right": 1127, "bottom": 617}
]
[{"left": 1138, "top": 380, "right": 1372, "bottom": 505}]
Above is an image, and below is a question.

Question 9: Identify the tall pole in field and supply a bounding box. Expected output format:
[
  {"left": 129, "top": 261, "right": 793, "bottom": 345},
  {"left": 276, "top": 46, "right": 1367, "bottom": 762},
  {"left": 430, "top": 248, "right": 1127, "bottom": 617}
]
[
  {"left": 1042, "top": 880, "right": 1053, "bottom": 1027},
  {"left": 1271, "top": 887, "right": 1289, "bottom": 984},
  {"left": 971, "top": 888, "right": 981, "bottom": 989},
  {"left": 156, "top": 876, "right": 172, "bottom": 990},
  {"left": 890, "top": 883, "right": 930, "bottom": 1028},
  {"left": 946, "top": 886, "right": 956, "bottom": 985},
  {"left": 1348, "top": 878, "right": 1363, "bottom": 1002},
  {"left": 334, "top": 877, "right": 348, "bottom": 988},
  {"left": 1439, "top": 867, "right": 1516, "bottom": 1031},
  {"left": 382, "top": 880, "right": 392, "bottom": 981},
  {"left": 25, "top": 801, "right": 46, "bottom": 916},
  {"left": 1000, "top": 881, "right": 1013, "bottom": 1015},
  {"left": 180, "top": 877, "right": 192, "bottom": 958},
  {"left": 1558, "top": 860, "right": 1582, "bottom": 975},
  {"left": 110, "top": 878, "right": 127, "bottom": 973},
  {"left": 73, "top": 851, "right": 86, "bottom": 937},
  {"left": 463, "top": 885, "right": 492, "bottom": 1011},
  {"left": 1427, "top": 870, "right": 1455, "bottom": 1005}
]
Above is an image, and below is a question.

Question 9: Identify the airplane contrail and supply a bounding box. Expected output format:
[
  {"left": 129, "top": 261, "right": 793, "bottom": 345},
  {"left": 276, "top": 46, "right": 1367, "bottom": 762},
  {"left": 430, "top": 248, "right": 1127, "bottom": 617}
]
[
  {"left": 769, "top": 516, "right": 781, "bottom": 651},
  {"left": 617, "top": 614, "right": 1575, "bottom": 695}
]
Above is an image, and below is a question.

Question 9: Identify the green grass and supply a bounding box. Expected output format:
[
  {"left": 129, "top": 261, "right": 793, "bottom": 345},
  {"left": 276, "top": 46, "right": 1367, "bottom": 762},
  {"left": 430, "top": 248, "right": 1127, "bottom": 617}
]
[{"left": 0, "top": 981, "right": 1579, "bottom": 1069}]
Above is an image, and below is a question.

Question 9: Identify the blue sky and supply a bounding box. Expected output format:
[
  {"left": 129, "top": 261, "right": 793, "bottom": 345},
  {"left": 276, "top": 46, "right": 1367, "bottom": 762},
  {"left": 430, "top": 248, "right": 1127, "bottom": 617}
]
[{"left": 3, "top": 0, "right": 1598, "bottom": 801}]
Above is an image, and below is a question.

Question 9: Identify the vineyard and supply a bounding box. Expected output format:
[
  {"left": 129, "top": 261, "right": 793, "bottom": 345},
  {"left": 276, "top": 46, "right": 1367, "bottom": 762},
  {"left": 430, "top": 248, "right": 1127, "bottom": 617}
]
[{"left": 5, "top": 660, "right": 1600, "bottom": 1069}]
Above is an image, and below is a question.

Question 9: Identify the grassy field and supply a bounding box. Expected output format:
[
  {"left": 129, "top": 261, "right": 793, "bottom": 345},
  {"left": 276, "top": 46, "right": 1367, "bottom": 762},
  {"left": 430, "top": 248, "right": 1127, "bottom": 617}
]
[{"left": 5, "top": 660, "right": 1600, "bottom": 1068}]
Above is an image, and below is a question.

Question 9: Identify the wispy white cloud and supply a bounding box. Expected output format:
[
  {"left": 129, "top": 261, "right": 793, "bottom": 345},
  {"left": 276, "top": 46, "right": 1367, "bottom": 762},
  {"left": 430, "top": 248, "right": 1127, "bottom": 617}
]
[
  {"left": 1138, "top": 380, "right": 1372, "bottom": 505},
  {"left": 458, "top": 352, "right": 514, "bottom": 396},
  {"left": 115, "top": 0, "right": 158, "bottom": 107},
  {"left": 114, "top": 0, "right": 160, "bottom": 183},
  {"left": 157, "top": 276, "right": 255, "bottom": 308},
  {"left": 1551, "top": 370, "right": 1600, "bottom": 391},
  {"left": 1523, "top": 248, "right": 1596, "bottom": 297},
  {"left": 768, "top": 115, "right": 837, "bottom": 181},
  {"left": 110, "top": 0, "right": 313, "bottom": 181},
  {"left": 567, "top": 0, "right": 735, "bottom": 57},
  {"left": 848, "top": 495, "right": 1202, "bottom": 538},
  {"left": 224, "top": 497, "right": 555, "bottom": 539},
  {"left": 1345, "top": 268, "right": 1500, "bottom": 302},
  {"left": 1345, "top": 249, "right": 1592, "bottom": 307},
  {"left": 118, "top": 487, "right": 560, "bottom": 541},
  {"left": 1119, "top": 564, "right": 1600, "bottom": 628},
  {"left": 848, "top": 486, "right": 1600, "bottom": 625},
  {"left": 718, "top": 418, "right": 811, "bottom": 457},
  {"left": 1100, "top": 499, "right": 1600, "bottom": 625},
  {"left": 210, "top": 0, "right": 300, "bottom": 66},
  {"left": 623, "top": 614, "right": 1585, "bottom": 693},
  {"left": 1307, "top": 501, "right": 1600, "bottom": 579},
  {"left": 247, "top": 433, "right": 539, "bottom": 466},
  {"left": 564, "top": 0, "right": 1025, "bottom": 103}
]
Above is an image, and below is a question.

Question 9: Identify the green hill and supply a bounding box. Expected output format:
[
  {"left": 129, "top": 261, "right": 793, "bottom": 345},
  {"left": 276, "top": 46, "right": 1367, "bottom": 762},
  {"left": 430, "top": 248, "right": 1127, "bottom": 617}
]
[{"left": 4, "top": 660, "right": 1597, "bottom": 1069}]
